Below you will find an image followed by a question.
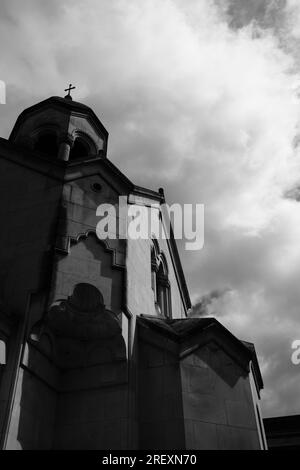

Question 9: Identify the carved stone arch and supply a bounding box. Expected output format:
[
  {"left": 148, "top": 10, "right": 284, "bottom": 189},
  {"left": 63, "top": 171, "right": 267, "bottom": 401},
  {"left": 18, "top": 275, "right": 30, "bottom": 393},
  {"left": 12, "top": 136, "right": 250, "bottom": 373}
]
[
  {"left": 29, "top": 123, "right": 60, "bottom": 155},
  {"left": 30, "top": 122, "right": 60, "bottom": 137},
  {"left": 72, "top": 129, "right": 97, "bottom": 150},
  {"left": 71, "top": 229, "right": 109, "bottom": 251},
  {"left": 158, "top": 251, "right": 169, "bottom": 276},
  {"left": 69, "top": 130, "right": 97, "bottom": 160},
  {"left": 150, "top": 235, "right": 160, "bottom": 268},
  {"left": 151, "top": 235, "right": 160, "bottom": 254},
  {"left": 69, "top": 229, "right": 125, "bottom": 269},
  {"left": 54, "top": 232, "right": 125, "bottom": 316},
  {"left": 150, "top": 239, "right": 171, "bottom": 318}
]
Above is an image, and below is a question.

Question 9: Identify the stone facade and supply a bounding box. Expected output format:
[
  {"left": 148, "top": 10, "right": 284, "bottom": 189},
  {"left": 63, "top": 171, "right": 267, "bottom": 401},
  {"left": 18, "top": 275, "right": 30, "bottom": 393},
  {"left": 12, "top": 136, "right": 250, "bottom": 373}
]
[{"left": 0, "top": 95, "right": 266, "bottom": 449}]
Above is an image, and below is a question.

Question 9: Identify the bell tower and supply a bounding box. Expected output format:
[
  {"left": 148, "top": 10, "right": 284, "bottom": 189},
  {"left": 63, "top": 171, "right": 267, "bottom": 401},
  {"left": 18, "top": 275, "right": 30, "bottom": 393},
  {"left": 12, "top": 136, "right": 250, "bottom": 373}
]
[{"left": 9, "top": 92, "right": 108, "bottom": 162}]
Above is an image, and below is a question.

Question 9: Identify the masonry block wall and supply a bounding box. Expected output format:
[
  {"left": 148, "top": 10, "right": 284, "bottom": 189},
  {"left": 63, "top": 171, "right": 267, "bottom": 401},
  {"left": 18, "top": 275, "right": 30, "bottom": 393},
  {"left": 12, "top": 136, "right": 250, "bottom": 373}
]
[
  {"left": 0, "top": 149, "right": 62, "bottom": 316},
  {"left": 126, "top": 202, "right": 188, "bottom": 320},
  {"left": 181, "top": 345, "right": 260, "bottom": 449},
  {"left": 5, "top": 288, "right": 129, "bottom": 450},
  {"left": 138, "top": 316, "right": 264, "bottom": 450}
]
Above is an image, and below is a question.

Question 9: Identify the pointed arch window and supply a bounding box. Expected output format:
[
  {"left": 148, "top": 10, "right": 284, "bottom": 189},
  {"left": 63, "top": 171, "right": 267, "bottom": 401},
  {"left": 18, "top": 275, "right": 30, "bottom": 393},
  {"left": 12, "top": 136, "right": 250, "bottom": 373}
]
[{"left": 151, "top": 240, "right": 172, "bottom": 318}]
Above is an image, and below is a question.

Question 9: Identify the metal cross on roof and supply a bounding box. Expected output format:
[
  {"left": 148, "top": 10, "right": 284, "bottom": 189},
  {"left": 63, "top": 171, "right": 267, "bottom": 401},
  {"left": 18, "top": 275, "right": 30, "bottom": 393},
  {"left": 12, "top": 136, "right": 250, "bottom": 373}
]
[{"left": 64, "top": 83, "right": 76, "bottom": 99}]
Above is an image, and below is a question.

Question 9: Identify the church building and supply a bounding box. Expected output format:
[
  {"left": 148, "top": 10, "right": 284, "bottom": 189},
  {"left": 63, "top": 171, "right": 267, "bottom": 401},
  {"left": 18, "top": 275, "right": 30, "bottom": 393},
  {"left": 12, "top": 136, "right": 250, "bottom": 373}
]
[{"left": 0, "top": 91, "right": 267, "bottom": 450}]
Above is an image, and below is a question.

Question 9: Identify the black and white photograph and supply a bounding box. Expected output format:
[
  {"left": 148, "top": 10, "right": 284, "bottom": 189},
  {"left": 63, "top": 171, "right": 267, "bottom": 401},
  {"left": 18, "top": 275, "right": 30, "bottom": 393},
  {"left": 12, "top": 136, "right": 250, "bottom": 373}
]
[{"left": 0, "top": 0, "right": 299, "bottom": 454}]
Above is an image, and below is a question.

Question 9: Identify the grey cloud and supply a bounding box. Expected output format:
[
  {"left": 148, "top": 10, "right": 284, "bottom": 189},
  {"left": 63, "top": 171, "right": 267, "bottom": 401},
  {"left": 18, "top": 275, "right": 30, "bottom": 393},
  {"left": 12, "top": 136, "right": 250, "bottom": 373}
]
[
  {"left": 189, "top": 288, "right": 232, "bottom": 317},
  {"left": 216, "top": 0, "right": 286, "bottom": 30}
]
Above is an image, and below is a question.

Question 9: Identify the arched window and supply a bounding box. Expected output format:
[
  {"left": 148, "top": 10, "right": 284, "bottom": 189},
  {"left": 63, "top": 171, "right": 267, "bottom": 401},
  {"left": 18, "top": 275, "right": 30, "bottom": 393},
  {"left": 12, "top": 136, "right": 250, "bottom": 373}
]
[
  {"left": 156, "top": 255, "right": 171, "bottom": 318},
  {"left": 69, "top": 137, "right": 90, "bottom": 161},
  {"left": 151, "top": 240, "right": 159, "bottom": 297},
  {"left": 34, "top": 132, "right": 58, "bottom": 157},
  {"left": 151, "top": 241, "right": 172, "bottom": 318}
]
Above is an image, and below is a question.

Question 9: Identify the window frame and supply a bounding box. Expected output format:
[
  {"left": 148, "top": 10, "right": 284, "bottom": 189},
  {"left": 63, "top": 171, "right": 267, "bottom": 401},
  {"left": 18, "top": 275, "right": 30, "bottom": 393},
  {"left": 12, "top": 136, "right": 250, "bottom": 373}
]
[{"left": 151, "top": 241, "right": 172, "bottom": 319}]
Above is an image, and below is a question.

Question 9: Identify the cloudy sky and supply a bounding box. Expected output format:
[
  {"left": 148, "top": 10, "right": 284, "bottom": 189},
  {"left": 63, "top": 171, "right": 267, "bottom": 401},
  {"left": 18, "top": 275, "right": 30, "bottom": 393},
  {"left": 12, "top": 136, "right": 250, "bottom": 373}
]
[{"left": 1, "top": 0, "right": 300, "bottom": 418}]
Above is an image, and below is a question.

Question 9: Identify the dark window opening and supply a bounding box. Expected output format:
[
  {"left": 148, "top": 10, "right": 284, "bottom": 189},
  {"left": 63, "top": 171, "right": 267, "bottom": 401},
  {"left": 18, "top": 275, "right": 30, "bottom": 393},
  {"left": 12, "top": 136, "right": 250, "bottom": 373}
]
[
  {"left": 151, "top": 243, "right": 172, "bottom": 318},
  {"left": 69, "top": 138, "right": 90, "bottom": 161},
  {"left": 91, "top": 182, "right": 102, "bottom": 192},
  {"left": 156, "top": 260, "right": 171, "bottom": 318},
  {"left": 34, "top": 132, "right": 58, "bottom": 157}
]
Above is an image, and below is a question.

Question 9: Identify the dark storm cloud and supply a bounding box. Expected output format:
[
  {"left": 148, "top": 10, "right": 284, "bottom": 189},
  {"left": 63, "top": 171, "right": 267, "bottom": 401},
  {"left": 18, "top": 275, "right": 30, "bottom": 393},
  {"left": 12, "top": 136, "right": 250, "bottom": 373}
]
[
  {"left": 189, "top": 288, "right": 232, "bottom": 317},
  {"left": 218, "top": 0, "right": 285, "bottom": 30},
  {"left": 217, "top": 0, "right": 300, "bottom": 70}
]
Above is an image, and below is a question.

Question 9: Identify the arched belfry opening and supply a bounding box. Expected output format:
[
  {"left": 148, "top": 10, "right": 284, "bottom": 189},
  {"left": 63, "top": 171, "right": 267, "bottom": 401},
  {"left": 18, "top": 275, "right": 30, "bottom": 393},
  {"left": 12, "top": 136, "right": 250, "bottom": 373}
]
[
  {"left": 9, "top": 95, "right": 109, "bottom": 161},
  {"left": 34, "top": 131, "right": 59, "bottom": 157},
  {"left": 69, "top": 137, "right": 90, "bottom": 161}
]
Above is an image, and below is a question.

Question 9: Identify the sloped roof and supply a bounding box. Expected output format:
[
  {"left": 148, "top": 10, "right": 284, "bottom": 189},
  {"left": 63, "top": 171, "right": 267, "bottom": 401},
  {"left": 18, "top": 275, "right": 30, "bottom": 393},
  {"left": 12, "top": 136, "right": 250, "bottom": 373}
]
[
  {"left": 9, "top": 96, "right": 109, "bottom": 142},
  {"left": 138, "top": 315, "right": 263, "bottom": 390}
]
